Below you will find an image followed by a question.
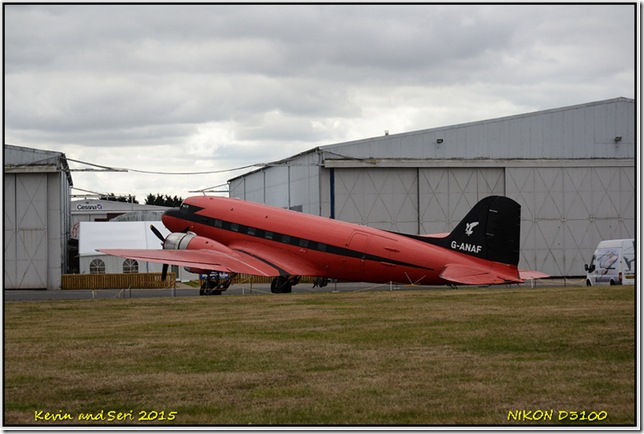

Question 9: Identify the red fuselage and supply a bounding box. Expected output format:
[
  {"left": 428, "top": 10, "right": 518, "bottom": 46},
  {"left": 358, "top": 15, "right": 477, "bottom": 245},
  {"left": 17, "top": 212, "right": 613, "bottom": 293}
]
[{"left": 161, "top": 196, "right": 519, "bottom": 285}]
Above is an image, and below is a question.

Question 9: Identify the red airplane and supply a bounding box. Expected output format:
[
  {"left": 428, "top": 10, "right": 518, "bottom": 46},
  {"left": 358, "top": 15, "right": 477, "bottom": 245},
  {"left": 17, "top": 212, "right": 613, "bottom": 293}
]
[{"left": 99, "top": 195, "right": 547, "bottom": 293}]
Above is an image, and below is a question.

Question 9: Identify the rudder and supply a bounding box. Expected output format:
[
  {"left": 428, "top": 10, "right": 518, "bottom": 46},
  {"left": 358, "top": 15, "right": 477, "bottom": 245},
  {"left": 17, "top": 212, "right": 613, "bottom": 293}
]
[{"left": 415, "top": 196, "right": 521, "bottom": 266}]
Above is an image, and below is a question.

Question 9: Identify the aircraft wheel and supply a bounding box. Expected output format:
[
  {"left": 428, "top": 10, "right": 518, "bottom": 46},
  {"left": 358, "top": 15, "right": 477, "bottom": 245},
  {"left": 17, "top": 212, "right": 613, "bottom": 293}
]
[{"left": 271, "top": 276, "right": 292, "bottom": 293}]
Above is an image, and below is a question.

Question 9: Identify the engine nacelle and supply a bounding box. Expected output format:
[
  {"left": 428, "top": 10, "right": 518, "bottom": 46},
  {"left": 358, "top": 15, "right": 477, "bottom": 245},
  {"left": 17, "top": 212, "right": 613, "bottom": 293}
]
[
  {"left": 162, "top": 231, "right": 234, "bottom": 275},
  {"left": 163, "top": 232, "right": 198, "bottom": 250},
  {"left": 164, "top": 231, "right": 228, "bottom": 252}
]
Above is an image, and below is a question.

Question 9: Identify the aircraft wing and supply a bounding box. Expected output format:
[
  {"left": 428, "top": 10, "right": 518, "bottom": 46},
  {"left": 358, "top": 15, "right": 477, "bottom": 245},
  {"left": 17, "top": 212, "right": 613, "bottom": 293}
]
[
  {"left": 97, "top": 248, "right": 281, "bottom": 277},
  {"left": 230, "top": 241, "right": 323, "bottom": 277},
  {"left": 439, "top": 263, "right": 522, "bottom": 285}
]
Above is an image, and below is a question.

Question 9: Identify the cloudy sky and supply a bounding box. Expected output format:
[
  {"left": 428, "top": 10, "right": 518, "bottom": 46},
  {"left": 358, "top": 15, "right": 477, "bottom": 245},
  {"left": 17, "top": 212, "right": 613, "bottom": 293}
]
[{"left": 4, "top": 4, "right": 636, "bottom": 202}]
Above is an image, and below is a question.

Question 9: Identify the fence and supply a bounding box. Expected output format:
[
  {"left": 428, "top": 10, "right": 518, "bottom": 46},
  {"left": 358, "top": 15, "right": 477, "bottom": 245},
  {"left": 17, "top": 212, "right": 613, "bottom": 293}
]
[
  {"left": 231, "top": 275, "right": 317, "bottom": 285},
  {"left": 62, "top": 273, "right": 317, "bottom": 290},
  {"left": 62, "top": 273, "right": 176, "bottom": 290}
]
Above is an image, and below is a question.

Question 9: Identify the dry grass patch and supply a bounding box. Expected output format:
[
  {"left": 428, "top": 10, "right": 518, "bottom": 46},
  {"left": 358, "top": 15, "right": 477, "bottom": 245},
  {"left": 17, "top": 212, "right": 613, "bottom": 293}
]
[{"left": 4, "top": 285, "right": 635, "bottom": 426}]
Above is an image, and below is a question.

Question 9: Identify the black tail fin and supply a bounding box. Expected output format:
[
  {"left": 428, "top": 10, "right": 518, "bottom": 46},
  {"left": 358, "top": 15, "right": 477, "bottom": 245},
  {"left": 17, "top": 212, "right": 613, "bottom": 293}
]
[{"left": 398, "top": 196, "right": 521, "bottom": 266}]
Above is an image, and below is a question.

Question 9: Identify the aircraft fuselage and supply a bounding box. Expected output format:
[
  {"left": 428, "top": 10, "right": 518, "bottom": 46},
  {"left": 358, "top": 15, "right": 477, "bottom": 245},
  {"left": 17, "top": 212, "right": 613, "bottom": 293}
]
[{"left": 161, "top": 196, "right": 515, "bottom": 286}]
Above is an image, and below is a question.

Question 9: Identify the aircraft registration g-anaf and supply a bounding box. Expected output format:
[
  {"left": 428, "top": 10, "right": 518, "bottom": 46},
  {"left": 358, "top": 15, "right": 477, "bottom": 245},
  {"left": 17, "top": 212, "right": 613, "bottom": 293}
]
[{"left": 99, "top": 195, "right": 547, "bottom": 293}]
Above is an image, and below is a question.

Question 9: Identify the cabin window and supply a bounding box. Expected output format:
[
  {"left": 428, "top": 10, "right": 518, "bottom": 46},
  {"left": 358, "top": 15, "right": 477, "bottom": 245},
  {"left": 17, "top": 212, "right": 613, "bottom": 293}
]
[
  {"left": 247, "top": 227, "right": 256, "bottom": 236},
  {"left": 265, "top": 231, "right": 274, "bottom": 240},
  {"left": 90, "top": 259, "right": 106, "bottom": 274},
  {"left": 299, "top": 239, "right": 309, "bottom": 248},
  {"left": 231, "top": 223, "right": 239, "bottom": 232},
  {"left": 318, "top": 243, "right": 327, "bottom": 252},
  {"left": 215, "top": 219, "right": 223, "bottom": 228},
  {"left": 123, "top": 259, "right": 139, "bottom": 274},
  {"left": 282, "top": 235, "right": 291, "bottom": 244}
]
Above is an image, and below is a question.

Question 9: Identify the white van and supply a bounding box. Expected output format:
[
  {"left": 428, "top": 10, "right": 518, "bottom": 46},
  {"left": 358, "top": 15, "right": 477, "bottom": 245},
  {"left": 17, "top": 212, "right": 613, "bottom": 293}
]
[{"left": 585, "top": 239, "right": 635, "bottom": 286}]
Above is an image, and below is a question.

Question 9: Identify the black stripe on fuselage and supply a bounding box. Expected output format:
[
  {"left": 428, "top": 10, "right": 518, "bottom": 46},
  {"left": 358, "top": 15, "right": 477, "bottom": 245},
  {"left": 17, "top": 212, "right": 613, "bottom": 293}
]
[
  {"left": 168, "top": 205, "right": 433, "bottom": 272},
  {"left": 236, "top": 249, "right": 289, "bottom": 277}
]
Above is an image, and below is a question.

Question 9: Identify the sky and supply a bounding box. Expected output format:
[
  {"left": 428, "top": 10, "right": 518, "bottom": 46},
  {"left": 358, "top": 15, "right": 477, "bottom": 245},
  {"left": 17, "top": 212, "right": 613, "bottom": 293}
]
[{"left": 4, "top": 4, "right": 636, "bottom": 202}]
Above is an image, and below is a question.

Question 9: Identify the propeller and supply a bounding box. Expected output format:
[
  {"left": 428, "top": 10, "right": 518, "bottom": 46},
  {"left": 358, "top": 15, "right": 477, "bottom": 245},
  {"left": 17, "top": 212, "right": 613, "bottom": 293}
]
[
  {"left": 150, "top": 224, "right": 165, "bottom": 244},
  {"left": 150, "top": 224, "right": 169, "bottom": 281},
  {"left": 161, "top": 264, "right": 169, "bottom": 282}
]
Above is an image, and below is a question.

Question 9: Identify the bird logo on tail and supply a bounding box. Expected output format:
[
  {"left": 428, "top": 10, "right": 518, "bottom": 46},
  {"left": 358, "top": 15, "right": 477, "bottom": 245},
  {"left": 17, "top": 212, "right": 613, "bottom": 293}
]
[{"left": 465, "top": 221, "right": 479, "bottom": 236}]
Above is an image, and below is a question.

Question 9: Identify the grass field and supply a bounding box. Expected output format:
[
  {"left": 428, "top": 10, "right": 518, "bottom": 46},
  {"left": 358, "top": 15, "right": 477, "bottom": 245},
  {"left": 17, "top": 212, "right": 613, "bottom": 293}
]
[{"left": 4, "top": 285, "right": 636, "bottom": 426}]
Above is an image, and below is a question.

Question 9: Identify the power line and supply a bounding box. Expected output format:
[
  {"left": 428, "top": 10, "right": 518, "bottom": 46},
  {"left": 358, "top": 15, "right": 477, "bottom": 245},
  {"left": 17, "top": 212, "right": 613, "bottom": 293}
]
[
  {"left": 125, "top": 163, "right": 263, "bottom": 175},
  {"left": 66, "top": 157, "right": 265, "bottom": 175}
]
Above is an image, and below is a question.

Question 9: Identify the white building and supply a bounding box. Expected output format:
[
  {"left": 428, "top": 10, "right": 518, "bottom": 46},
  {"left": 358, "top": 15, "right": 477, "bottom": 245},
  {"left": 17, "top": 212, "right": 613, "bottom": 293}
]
[
  {"left": 78, "top": 221, "right": 198, "bottom": 281},
  {"left": 229, "top": 97, "right": 635, "bottom": 278},
  {"left": 71, "top": 198, "right": 170, "bottom": 238}
]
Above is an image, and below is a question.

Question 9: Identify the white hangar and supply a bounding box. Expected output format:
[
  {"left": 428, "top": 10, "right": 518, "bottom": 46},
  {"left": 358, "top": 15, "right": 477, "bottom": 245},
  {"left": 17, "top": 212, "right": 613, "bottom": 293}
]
[
  {"left": 229, "top": 97, "right": 635, "bottom": 278},
  {"left": 4, "top": 144, "right": 73, "bottom": 289}
]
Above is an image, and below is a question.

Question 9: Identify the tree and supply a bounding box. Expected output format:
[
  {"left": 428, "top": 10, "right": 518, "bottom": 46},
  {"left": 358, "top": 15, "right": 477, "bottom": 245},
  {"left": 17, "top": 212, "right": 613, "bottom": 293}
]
[{"left": 145, "top": 193, "right": 183, "bottom": 207}]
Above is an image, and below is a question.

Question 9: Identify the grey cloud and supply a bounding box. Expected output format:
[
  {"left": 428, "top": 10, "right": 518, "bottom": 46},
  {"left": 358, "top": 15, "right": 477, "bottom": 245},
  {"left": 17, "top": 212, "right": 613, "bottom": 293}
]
[{"left": 4, "top": 4, "right": 635, "bottom": 199}]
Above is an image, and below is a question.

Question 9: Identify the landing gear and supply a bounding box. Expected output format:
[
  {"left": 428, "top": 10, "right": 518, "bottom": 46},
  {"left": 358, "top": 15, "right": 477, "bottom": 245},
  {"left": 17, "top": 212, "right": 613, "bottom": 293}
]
[
  {"left": 313, "top": 277, "right": 329, "bottom": 288},
  {"left": 200, "top": 272, "right": 236, "bottom": 295},
  {"left": 271, "top": 275, "right": 300, "bottom": 293}
]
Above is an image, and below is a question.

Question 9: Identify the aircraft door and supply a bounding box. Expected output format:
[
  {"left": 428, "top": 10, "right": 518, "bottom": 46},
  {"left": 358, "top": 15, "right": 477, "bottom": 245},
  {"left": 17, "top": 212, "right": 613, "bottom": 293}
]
[{"left": 339, "top": 231, "right": 370, "bottom": 278}]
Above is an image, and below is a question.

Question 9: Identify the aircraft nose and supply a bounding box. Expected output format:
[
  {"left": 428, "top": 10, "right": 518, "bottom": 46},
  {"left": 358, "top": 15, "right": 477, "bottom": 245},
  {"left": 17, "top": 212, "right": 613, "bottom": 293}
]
[
  {"left": 163, "top": 207, "right": 181, "bottom": 219},
  {"left": 161, "top": 207, "right": 182, "bottom": 230}
]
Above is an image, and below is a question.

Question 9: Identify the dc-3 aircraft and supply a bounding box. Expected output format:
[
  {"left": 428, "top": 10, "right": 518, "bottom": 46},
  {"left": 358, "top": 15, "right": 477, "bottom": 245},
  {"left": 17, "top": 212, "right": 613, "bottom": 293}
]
[{"left": 99, "top": 195, "right": 548, "bottom": 293}]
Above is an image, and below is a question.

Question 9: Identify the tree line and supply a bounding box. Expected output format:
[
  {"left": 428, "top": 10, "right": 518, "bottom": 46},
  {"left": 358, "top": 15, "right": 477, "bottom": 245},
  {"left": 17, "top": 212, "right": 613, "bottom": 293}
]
[{"left": 99, "top": 193, "right": 183, "bottom": 207}]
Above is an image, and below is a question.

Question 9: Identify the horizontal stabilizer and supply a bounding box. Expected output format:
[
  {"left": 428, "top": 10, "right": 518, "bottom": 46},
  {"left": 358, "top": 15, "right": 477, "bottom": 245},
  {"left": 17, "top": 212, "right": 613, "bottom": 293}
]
[
  {"left": 519, "top": 269, "right": 550, "bottom": 280},
  {"left": 440, "top": 263, "right": 522, "bottom": 285}
]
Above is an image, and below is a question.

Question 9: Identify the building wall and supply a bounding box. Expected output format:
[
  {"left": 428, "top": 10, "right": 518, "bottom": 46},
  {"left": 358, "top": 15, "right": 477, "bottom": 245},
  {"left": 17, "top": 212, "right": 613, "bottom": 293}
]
[
  {"left": 4, "top": 170, "right": 71, "bottom": 289},
  {"left": 4, "top": 145, "right": 72, "bottom": 289},
  {"left": 71, "top": 199, "right": 169, "bottom": 226},
  {"left": 229, "top": 151, "right": 322, "bottom": 214}
]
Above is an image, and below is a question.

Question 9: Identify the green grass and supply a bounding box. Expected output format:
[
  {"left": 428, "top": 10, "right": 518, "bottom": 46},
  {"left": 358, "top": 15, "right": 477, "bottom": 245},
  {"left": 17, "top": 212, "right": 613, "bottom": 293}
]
[{"left": 4, "top": 285, "right": 635, "bottom": 426}]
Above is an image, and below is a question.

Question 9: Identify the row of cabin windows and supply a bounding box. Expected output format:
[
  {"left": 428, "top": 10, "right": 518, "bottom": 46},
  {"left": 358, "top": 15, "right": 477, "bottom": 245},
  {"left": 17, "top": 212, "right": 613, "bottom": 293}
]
[
  {"left": 89, "top": 258, "right": 138, "bottom": 274},
  {"left": 214, "top": 220, "right": 328, "bottom": 252}
]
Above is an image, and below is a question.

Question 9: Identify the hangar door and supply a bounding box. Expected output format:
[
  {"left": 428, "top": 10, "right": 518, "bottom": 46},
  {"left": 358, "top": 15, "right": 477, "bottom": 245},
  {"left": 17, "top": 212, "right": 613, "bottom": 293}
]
[
  {"left": 418, "top": 168, "right": 505, "bottom": 234},
  {"left": 507, "top": 166, "right": 635, "bottom": 277},
  {"left": 4, "top": 173, "right": 49, "bottom": 289},
  {"left": 332, "top": 167, "right": 504, "bottom": 235},
  {"left": 334, "top": 168, "right": 418, "bottom": 233}
]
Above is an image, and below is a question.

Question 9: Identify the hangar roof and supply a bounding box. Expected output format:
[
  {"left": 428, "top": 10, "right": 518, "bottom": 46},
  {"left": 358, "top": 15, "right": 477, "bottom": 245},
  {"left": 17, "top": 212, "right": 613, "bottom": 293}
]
[
  {"left": 4, "top": 143, "right": 73, "bottom": 186},
  {"left": 230, "top": 97, "right": 634, "bottom": 180}
]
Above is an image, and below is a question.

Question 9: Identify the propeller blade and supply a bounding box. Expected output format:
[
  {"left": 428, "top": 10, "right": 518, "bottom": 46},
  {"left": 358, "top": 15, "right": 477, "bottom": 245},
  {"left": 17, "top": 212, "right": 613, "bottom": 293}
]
[
  {"left": 150, "top": 224, "right": 165, "bottom": 243},
  {"left": 161, "top": 263, "right": 168, "bottom": 282}
]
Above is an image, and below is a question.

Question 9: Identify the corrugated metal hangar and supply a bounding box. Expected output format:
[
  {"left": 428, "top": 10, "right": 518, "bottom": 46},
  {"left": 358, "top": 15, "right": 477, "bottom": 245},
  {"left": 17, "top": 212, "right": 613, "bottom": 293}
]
[
  {"left": 229, "top": 97, "right": 635, "bottom": 278},
  {"left": 4, "top": 144, "right": 73, "bottom": 289}
]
